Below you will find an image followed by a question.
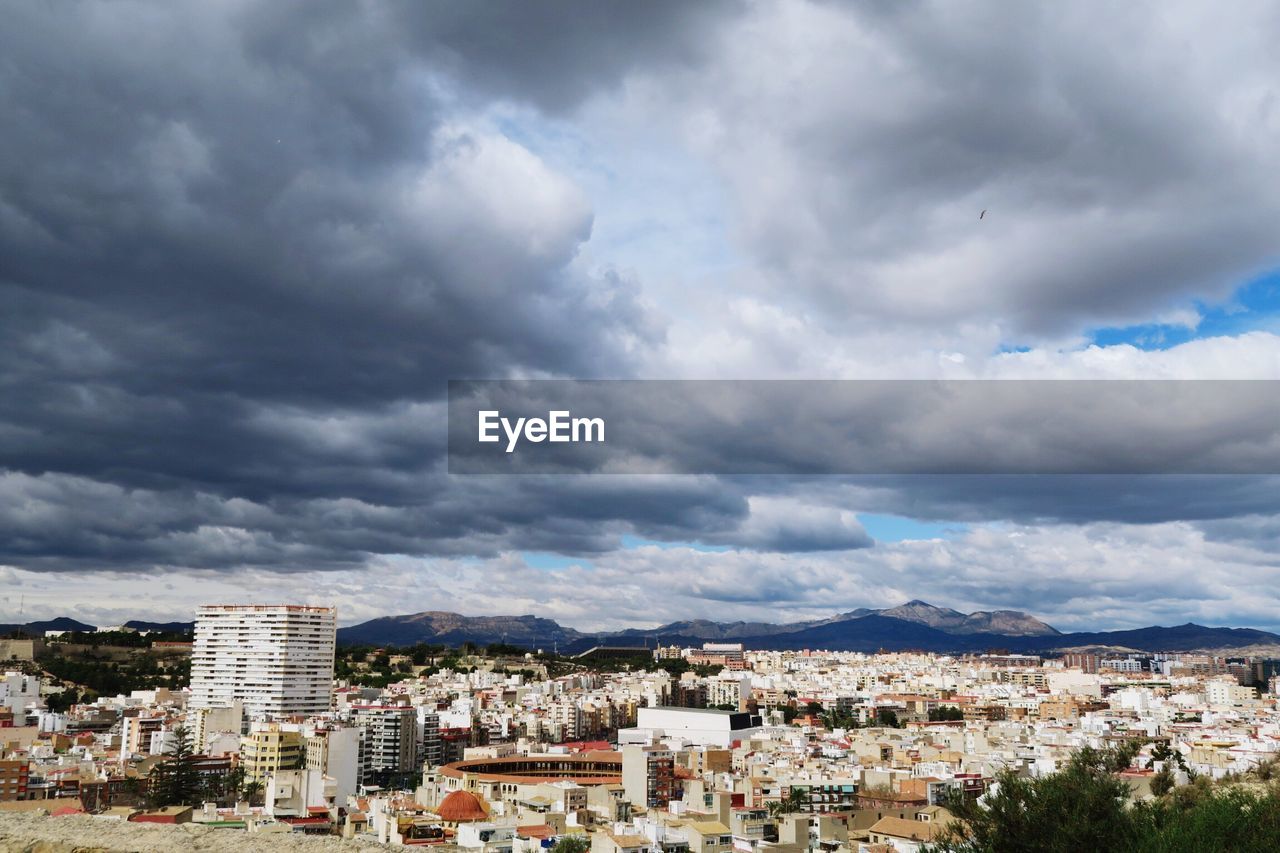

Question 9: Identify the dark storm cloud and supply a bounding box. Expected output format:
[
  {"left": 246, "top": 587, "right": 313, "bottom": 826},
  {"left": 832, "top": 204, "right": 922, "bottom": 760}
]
[
  {"left": 2, "top": 0, "right": 1280, "bottom": 587},
  {"left": 0, "top": 1, "right": 744, "bottom": 570},
  {"left": 384, "top": 1, "right": 747, "bottom": 113}
]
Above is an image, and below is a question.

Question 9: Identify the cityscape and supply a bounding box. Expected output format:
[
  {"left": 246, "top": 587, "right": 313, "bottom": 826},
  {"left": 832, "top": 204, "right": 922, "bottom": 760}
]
[
  {"left": 5, "top": 1, "right": 1280, "bottom": 851},
  {"left": 5, "top": 601, "right": 1280, "bottom": 849}
]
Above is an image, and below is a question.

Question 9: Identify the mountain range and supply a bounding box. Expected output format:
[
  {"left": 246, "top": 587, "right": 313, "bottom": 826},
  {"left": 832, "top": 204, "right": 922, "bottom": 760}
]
[
  {"left": 332, "top": 600, "right": 1280, "bottom": 655},
  {"left": 7, "top": 601, "right": 1279, "bottom": 655}
]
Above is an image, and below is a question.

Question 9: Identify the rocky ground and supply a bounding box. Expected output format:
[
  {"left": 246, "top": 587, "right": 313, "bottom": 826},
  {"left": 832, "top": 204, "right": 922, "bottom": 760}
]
[{"left": 0, "top": 813, "right": 388, "bottom": 852}]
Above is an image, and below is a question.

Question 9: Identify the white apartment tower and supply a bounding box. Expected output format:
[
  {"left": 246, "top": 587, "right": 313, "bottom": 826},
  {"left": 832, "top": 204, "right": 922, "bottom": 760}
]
[{"left": 189, "top": 605, "right": 337, "bottom": 718}]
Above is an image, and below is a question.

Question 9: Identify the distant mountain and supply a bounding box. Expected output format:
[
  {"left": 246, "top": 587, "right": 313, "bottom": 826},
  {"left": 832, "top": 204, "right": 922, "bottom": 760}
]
[
  {"left": 0, "top": 617, "right": 96, "bottom": 636},
  {"left": 124, "top": 620, "right": 194, "bottom": 634},
  {"left": 605, "top": 601, "right": 1057, "bottom": 643},
  {"left": 337, "top": 611, "right": 584, "bottom": 648},
  {"left": 1033, "top": 623, "right": 1280, "bottom": 653},
  {"left": 22, "top": 603, "right": 1268, "bottom": 655},
  {"left": 879, "top": 600, "right": 1060, "bottom": 636},
  {"left": 612, "top": 618, "right": 820, "bottom": 641},
  {"left": 335, "top": 603, "right": 1280, "bottom": 655},
  {"left": 740, "top": 613, "right": 1001, "bottom": 652},
  {"left": 738, "top": 617, "right": 1280, "bottom": 654}
]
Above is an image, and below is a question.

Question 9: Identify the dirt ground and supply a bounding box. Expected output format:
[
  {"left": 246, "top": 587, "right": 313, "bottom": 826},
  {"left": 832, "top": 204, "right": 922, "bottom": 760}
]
[{"left": 0, "top": 813, "right": 389, "bottom": 852}]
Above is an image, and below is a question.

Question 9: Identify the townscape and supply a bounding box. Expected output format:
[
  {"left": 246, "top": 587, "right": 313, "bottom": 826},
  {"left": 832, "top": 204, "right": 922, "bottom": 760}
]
[{"left": 5, "top": 604, "right": 1280, "bottom": 850}]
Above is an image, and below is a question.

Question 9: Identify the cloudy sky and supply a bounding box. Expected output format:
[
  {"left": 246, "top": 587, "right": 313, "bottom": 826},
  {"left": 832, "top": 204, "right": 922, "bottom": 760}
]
[{"left": 3, "top": 1, "right": 1280, "bottom": 633}]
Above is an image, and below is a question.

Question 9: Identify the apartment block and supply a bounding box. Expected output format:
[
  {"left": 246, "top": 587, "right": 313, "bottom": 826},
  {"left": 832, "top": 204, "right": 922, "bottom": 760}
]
[
  {"left": 189, "top": 605, "right": 336, "bottom": 718},
  {"left": 353, "top": 705, "right": 418, "bottom": 783},
  {"left": 241, "top": 724, "right": 305, "bottom": 784}
]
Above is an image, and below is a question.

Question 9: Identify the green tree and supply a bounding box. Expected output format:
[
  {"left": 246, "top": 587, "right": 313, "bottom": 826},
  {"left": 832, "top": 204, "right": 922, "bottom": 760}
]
[
  {"left": 1129, "top": 785, "right": 1280, "bottom": 852},
  {"left": 221, "top": 766, "right": 246, "bottom": 805},
  {"left": 875, "top": 708, "right": 900, "bottom": 728},
  {"left": 551, "top": 836, "right": 591, "bottom": 853},
  {"left": 46, "top": 687, "right": 79, "bottom": 713},
  {"left": 768, "top": 787, "right": 808, "bottom": 818},
  {"left": 928, "top": 747, "right": 1140, "bottom": 853},
  {"left": 1149, "top": 766, "right": 1176, "bottom": 798},
  {"left": 150, "top": 724, "right": 201, "bottom": 807},
  {"left": 924, "top": 744, "right": 1280, "bottom": 853},
  {"left": 242, "top": 780, "right": 264, "bottom": 806}
]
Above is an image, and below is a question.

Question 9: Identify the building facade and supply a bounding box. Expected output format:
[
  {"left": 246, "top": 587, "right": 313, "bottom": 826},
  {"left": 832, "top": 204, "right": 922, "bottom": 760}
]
[{"left": 189, "top": 605, "right": 336, "bottom": 718}]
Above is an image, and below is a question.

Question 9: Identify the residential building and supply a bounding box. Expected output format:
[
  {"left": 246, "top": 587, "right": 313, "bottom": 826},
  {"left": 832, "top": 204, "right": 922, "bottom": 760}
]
[
  {"left": 353, "top": 705, "right": 418, "bottom": 783},
  {"left": 622, "top": 744, "right": 675, "bottom": 809},
  {"left": 189, "top": 605, "right": 336, "bottom": 718},
  {"left": 241, "top": 724, "right": 305, "bottom": 784}
]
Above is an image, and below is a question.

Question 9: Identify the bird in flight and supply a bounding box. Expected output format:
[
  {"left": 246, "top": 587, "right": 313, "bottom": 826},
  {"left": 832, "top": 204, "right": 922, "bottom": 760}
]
[{"left": 979, "top": 209, "right": 986, "bottom": 219}]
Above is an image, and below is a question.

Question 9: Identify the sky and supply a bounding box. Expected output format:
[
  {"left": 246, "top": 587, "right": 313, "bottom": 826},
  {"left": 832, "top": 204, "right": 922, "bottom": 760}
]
[{"left": 3, "top": 1, "right": 1280, "bottom": 633}]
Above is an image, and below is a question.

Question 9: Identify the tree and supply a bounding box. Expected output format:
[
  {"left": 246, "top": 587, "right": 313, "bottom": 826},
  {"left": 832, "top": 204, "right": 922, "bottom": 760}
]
[
  {"left": 768, "top": 788, "right": 808, "bottom": 818},
  {"left": 875, "top": 708, "right": 900, "bottom": 728},
  {"left": 1150, "top": 767, "right": 1176, "bottom": 798},
  {"left": 46, "top": 688, "right": 79, "bottom": 713},
  {"left": 150, "top": 724, "right": 200, "bottom": 808},
  {"left": 922, "top": 745, "right": 1280, "bottom": 853},
  {"left": 930, "top": 747, "right": 1140, "bottom": 853},
  {"left": 552, "top": 836, "right": 591, "bottom": 853},
  {"left": 821, "top": 709, "right": 859, "bottom": 730},
  {"left": 929, "top": 707, "right": 965, "bottom": 722},
  {"left": 242, "top": 780, "right": 264, "bottom": 806},
  {"left": 220, "top": 766, "right": 246, "bottom": 805}
]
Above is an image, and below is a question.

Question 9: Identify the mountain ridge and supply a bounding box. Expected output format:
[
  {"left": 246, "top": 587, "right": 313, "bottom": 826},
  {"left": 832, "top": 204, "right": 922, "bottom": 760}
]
[
  {"left": 8, "top": 604, "right": 1277, "bottom": 655},
  {"left": 332, "top": 602, "right": 1278, "bottom": 654}
]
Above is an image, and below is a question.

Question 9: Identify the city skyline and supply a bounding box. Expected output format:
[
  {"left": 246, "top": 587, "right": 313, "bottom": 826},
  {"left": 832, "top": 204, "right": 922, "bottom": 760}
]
[{"left": 4, "top": 2, "right": 1280, "bottom": 635}]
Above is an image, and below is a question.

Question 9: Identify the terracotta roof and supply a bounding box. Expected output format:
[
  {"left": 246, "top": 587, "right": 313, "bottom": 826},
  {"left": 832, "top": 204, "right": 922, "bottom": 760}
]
[
  {"left": 517, "top": 825, "right": 554, "bottom": 839},
  {"left": 868, "top": 816, "right": 946, "bottom": 842},
  {"left": 434, "top": 790, "right": 490, "bottom": 822}
]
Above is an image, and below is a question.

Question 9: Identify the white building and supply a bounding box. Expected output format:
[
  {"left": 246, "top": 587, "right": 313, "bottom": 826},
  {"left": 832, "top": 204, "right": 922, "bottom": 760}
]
[
  {"left": 0, "top": 671, "right": 41, "bottom": 717},
  {"left": 265, "top": 768, "right": 335, "bottom": 818},
  {"left": 306, "top": 724, "right": 362, "bottom": 803},
  {"left": 619, "top": 707, "right": 764, "bottom": 748},
  {"left": 189, "top": 700, "right": 244, "bottom": 752},
  {"left": 1206, "top": 680, "right": 1258, "bottom": 708},
  {"left": 189, "top": 605, "right": 336, "bottom": 718}
]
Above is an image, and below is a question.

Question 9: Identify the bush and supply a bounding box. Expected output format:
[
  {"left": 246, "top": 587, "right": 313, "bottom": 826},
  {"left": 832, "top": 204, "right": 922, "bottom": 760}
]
[
  {"left": 927, "top": 745, "right": 1280, "bottom": 853},
  {"left": 1149, "top": 767, "right": 1175, "bottom": 798}
]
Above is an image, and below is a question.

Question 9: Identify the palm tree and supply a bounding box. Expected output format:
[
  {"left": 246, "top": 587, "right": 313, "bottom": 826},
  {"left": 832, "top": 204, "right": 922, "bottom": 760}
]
[
  {"left": 768, "top": 788, "right": 808, "bottom": 818},
  {"left": 242, "top": 780, "right": 264, "bottom": 806}
]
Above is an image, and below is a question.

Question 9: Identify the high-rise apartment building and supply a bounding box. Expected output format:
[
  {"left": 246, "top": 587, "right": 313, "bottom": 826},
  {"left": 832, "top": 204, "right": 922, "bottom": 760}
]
[
  {"left": 622, "top": 744, "right": 675, "bottom": 809},
  {"left": 417, "top": 710, "right": 442, "bottom": 769},
  {"left": 189, "top": 605, "right": 336, "bottom": 718},
  {"left": 353, "top": 705, "right": 418, "bottom": 783}
]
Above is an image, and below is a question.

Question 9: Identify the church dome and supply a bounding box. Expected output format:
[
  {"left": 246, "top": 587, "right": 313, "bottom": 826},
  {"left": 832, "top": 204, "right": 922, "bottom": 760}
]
[{"left": 436, "top": 789, "right": 490, "bottom": 822}]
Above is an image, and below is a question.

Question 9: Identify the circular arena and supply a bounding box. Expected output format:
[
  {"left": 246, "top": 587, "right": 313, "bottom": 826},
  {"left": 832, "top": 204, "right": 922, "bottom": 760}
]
[{"left": 439, "top": 752, "right": 622, "bottom": 786}]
